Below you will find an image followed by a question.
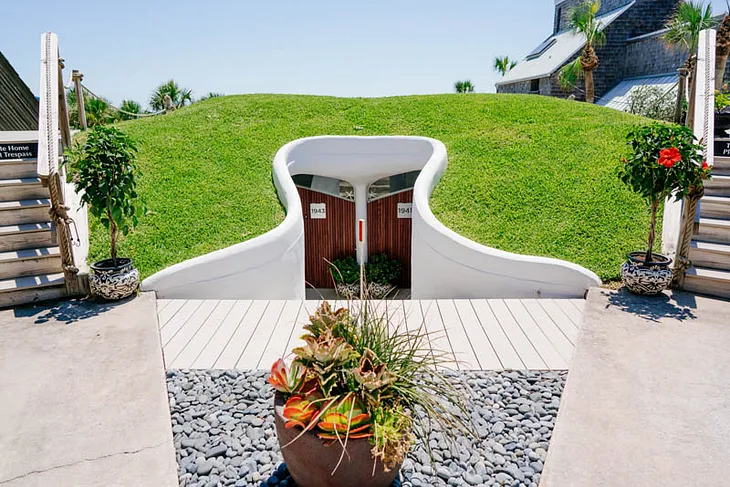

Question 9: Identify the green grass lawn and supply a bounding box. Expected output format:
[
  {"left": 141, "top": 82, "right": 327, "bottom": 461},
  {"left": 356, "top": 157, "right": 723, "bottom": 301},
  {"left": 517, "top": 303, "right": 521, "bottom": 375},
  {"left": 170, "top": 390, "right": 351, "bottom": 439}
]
[{"left": 88, "top": 94, "right": 654, "bottom": 281}]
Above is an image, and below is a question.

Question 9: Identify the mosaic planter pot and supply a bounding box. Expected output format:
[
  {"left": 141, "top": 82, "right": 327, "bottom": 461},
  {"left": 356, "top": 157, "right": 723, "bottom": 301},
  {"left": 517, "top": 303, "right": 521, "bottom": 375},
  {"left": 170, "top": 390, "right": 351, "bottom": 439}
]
[
  {"left": 620, "top": 252, "right": 673, "bottom": 295},
  {"left": 335, "top": 282, "right": 361, "bottom": 299},
  {"left": 367, "top": 282, "right": 396, "bottom": 299},
  {"left": 89, "top": 258, "right": 140, "bottom": 300},
  {"left": 274, "top": 393, "right": 401, "bottom": 487},
  {"left": 335, "top": 282, "right": 396, "bottom": 299}
]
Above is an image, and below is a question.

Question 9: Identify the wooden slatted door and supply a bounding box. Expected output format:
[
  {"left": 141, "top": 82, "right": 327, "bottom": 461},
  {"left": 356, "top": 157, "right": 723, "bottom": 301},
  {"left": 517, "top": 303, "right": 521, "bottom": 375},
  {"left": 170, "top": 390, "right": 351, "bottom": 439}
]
[
  {"left": 367, "top": 190, "right": 413, "bottom": 287},
  {"left": 299, "top": 187, "right": 356, "bottom": 288}
]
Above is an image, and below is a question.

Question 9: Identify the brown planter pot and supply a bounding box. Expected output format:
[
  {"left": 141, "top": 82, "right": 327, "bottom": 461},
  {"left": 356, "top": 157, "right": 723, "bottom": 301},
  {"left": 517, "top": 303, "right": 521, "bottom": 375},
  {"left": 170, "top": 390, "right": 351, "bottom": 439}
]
[{"left": 274, "top": 394, "right": 401, "bottom": 487}]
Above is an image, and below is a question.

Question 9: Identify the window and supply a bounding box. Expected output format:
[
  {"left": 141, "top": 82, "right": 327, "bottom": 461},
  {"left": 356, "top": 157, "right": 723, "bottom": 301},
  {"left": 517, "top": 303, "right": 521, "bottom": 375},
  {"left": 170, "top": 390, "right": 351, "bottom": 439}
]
[
  {"left": 525, "top": 38, "right": 556, "bottom": 60},
  {"left": 292, "top": 174, "right": 355, "bottom": 201},
  {"left": 530, "top": 79, "right": 540, "bottom": 93},
  {"left": 367, "top": 170, "right": 420, "bottom": 202},
  {"left": 555, "top": 7, "right": 563, "bottom": 33}
]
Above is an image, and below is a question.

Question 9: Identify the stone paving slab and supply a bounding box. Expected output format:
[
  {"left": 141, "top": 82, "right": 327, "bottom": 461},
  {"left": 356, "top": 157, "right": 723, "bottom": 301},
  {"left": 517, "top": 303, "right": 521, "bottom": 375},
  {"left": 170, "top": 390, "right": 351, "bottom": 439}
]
[
  {"left": 0, "top": 292, "right": 177, "bottom": 487},
  {"left": 541, "top": 288, "right": 730, "bottom": 487}
]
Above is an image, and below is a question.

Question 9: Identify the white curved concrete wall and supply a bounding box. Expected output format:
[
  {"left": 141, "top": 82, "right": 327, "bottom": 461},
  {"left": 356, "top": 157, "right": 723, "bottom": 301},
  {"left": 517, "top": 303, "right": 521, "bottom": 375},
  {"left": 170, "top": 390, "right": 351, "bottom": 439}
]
[{"left": 143, "top": 136, "right": 600, "bottom": 299}]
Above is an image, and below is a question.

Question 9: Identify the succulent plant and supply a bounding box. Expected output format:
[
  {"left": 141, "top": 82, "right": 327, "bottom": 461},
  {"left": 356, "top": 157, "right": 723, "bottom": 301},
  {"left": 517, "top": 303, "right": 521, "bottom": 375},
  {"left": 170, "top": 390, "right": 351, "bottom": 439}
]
[
  {"left": 268, "top": 359, "right": 309, "bottom": 394},
  {"left": 304, "top": 301, "right": 353, "bottom": 340},
  {"left": 353, "top": 349, "right": 396, "bottom": 394},
  {"left": 316, "top": 395, "right": 372, "bottom": 440},
  {"left": 282, "top": 389, "right": 323, "bottom": 430}
]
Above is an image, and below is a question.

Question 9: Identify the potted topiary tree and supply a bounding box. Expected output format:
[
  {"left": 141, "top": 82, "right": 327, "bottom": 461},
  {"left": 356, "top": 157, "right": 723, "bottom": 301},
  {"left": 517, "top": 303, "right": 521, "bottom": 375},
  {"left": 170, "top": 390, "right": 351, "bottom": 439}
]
[
  {"left": 65, "top": 126, "right": 145, "bottom": 300},
  {"left": 269, "top": 302, "right": 471, "bottom": 487},
  {"left": 618, "top": 122, "right": 710, "bottom": 295}
]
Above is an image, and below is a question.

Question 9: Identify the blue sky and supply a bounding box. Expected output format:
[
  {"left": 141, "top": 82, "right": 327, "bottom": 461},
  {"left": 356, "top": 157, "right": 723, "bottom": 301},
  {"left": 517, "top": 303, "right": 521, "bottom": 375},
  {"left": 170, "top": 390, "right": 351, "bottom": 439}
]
[{"left": 2, "top": 1, "right": 728, "bottom": 108}]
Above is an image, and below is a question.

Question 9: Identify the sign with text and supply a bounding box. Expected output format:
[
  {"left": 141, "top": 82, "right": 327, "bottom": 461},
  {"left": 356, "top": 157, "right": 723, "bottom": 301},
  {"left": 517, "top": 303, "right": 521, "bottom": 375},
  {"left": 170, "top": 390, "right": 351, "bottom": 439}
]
[
  {"left": 715, "top": 139, "right": 730, "bottom": 157},
  {"left": 0, "top": 142, "right": 37, "bottom": 160},
  {"left": 397, "top": 202, "right": 412, "bottom": 219},
  {"left": 310, "top": 202, "right": 326, "bottom": 219}
]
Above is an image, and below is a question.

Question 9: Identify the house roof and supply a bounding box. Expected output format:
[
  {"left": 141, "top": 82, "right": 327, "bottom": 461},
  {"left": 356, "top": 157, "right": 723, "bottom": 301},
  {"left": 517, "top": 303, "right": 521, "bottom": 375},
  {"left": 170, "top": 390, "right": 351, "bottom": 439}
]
[
  {"left": 495, "top": 1, "right": 635, "bottom": 86},
  {"left": 0, "top": 51, "right": 38, "bottom": 131},
  {"left": 595, "top": 73, "right": 678, "bottom": 111}
]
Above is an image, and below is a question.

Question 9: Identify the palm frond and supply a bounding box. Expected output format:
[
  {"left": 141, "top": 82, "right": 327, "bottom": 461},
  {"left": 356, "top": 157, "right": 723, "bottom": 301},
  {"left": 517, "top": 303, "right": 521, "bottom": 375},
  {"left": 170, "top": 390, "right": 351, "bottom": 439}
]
[
  {"left": 664, "top": 1, "right": 713, "bottom": 52},
  {"left": 558, "top": 57, "right": 584, "bottom": 90}
]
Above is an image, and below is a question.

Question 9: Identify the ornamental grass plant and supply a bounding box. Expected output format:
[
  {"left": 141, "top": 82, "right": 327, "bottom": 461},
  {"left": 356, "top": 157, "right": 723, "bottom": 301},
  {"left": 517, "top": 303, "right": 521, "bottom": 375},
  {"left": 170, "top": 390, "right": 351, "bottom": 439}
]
[{"left": 269, "top": 300, "right": 473, "bottom": 474}]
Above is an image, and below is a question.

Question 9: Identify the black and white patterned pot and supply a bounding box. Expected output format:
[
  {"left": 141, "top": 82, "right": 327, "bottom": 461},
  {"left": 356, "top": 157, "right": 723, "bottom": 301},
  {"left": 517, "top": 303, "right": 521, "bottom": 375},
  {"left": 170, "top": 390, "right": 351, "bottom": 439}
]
[
  {"left": 620, "top": 252, "right": 673, "bottom": 295},
  {"left": 89, "top": 258, "right": 140, "bottom": 300}
]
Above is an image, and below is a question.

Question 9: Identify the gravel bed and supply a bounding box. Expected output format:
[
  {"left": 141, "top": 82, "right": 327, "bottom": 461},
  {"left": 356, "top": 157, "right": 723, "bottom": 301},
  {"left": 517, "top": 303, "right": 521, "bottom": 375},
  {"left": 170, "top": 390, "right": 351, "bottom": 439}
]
[{"left": 167, "top": 369, "right": 566, "bottom": 487}]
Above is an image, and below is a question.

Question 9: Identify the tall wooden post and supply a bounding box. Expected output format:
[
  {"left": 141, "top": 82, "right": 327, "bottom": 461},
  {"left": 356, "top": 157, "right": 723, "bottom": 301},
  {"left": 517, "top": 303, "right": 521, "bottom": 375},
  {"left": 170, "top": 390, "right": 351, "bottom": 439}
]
[
  {"left": 72, "top": 70, "right": 87, "bottom": 130},
  {"left": 674, "top": 66, "right": 687, "bottom": 125}
]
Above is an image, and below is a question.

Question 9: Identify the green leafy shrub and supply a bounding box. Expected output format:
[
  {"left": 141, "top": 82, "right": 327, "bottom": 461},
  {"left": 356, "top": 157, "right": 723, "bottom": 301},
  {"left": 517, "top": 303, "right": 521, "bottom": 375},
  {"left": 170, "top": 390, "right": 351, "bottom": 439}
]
[
  {"left": 627, "top": 85, "right": 676, "bottom": 122},
  {"left": 365, "top": 253, "right": 401, "bottom": 285},
  {"left": 329, "top": 255, "right": 360, "bottom": 284},
  {"left": 65, "top": 126, "right": 144, "bottom": 264},
  {"left": 618, "top": 123, "right": 710, "bottom": 261}
]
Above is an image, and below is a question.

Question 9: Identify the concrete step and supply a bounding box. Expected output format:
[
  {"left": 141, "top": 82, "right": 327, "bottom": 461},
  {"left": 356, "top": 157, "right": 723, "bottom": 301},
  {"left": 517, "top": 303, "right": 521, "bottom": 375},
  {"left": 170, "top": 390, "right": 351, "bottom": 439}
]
[
  {"left": 689, "top": 240, "right": 730, "bottom": 270},
  {"left": 0, "top": 272, "right": 65, "bottom": 309},
  {"left": 705, "top": 175, "right": 730, "bottom": 197},
  {"left": 683, "top": 266, "right": 730, "bottom": 299},
  {"left": 0, "top": 159, "right": 38, "bottom": 179},
  {"left": 0, "top": 177, "right": 47, "bottom": 202},
  {"left": 699, "top": 195, "right": 730, "bottom": 219},
  {"left": 0, "top": 199, "right": 50, "bottom": 226},
  {"left": 714, "top": 156, "right": 730, "bottom": 174},
  {"left": 695, "top": 217, "right": 730, "bottom": 244},
  {"left": 0, "top": 222, "right": 54, "bottom": 252},
  {"left": 0, "top": 246, "right": 61, "bottom": 280}
]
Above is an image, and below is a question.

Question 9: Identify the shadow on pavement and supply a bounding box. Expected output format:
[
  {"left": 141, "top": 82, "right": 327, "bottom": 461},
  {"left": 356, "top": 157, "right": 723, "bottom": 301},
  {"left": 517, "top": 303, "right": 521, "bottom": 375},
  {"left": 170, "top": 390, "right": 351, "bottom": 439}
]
[
  {"left": 13, "top": 294, "right": 137, "bottom": 325},
  {"left": 603, "top": 288, "right": 697, "bottom": 323}
]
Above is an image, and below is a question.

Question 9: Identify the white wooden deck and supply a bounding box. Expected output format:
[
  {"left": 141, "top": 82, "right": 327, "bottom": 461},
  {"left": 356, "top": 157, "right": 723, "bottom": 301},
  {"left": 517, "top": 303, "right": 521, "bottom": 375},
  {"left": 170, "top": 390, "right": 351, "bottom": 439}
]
[{"left": 156, "top": 299, "right": 585, "bottom": 371}]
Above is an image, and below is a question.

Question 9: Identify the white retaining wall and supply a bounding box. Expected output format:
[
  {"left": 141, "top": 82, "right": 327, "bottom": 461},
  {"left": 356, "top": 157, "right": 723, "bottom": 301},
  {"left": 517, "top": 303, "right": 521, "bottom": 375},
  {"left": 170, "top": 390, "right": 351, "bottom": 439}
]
[{"left": 143, "top": 136, "right": 600, "bottom": 299}]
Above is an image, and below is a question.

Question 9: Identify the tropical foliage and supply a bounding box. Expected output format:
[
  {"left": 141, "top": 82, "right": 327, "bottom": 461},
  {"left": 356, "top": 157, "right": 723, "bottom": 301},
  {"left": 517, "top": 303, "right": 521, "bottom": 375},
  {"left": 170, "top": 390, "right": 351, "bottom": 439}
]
[
  {"left": 270, "top": 301, "right": 471, "bottom": 470},
  {"left": 619, "top": 123, "right": 710, "bottom": 261},
  {"left": 118, "top": 100, "right": 143, "bottom": 121},
  {"left": 493, "top": 56, "right": 517, "bottom": 76},
  {"left": 627, "top": 85, "right": 677, "bottom": 121},
  {"left": 200, "top": 92, "right": 225, "bottom": 101},
  {"left": 663, "top": 1, "right": 713, "bottom": 126},
  {"left": 329, "top": 254, "right": 401, "bottom": 285},
  {"left": 558, "top": 0, "right": 605, "bottom": 103},
  {"left": 150, "top": 80, "right": 193, "bottom": 111},
  {"left": 716, "top": 9, "right": 730, "bottom": 90},
  {"left": 65, "top": 126, "right": 144, "bottom": 263},
  {"left": 454, "top": 80, "right": 475, "bottom": 93}
]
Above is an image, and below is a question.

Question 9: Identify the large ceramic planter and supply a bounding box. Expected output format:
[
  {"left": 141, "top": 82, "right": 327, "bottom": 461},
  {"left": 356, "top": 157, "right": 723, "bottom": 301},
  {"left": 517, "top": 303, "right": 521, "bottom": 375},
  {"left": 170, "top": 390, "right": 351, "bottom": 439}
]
[
  {"left": 89, "top": 258, "right": 140, "bottom": 300},
  {"left": 335, "top": 282, "right": 360, "bottom": 299},
  {"left": 274, "top": 394, "right": 401, "bottom": 487},
  {"left": 620, "top": 252, "right": 673, "bottom": 295}
]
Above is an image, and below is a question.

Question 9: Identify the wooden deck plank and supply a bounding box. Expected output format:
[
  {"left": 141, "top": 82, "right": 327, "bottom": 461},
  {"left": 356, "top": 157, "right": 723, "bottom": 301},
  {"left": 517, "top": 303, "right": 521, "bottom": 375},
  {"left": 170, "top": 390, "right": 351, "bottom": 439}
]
[
  {"left": 488, "top": 299, "right": 546, "bottom": 369},
  {"left": 403, "top": 299, "right": 424, "bottom": 333},
  {"left": 538, "top": 300, "right": 580, "bottom": 344},
  {"left": 521, "top": 299, "right": 575, "bottom": 364},
  {"left": 160, "top": 300, "right": 203, "bottom": 346},
  {"left": 453, "top": 300, "right": 501, "bottom": 370},
  {"left": 157, "top": 299, "right": 186, "bottom": 330},
  {"left": 236, "top": 300, "right": 286, "bottom": 369},
  {"left": 555, "top": 299, "right": 583, "bottom": 327},
  {"left": 190, "top": 301, "right": 252, "bottom": 369},
  {"left": 569, "top": 298, "right": 586, "bottom": 313},
  {"left": 505, "top": 299, "right": 568, "bottom": 369},
  {"left": 258, "top": 300, "right": 303, "bottom": 368},
  {"left": 157, "top": 299, "right": 172, "bottom": 313},
  {"left": 437, "top": 299, "right": 479, "bottom": 370},
  {"left": 420, "top": 299, "right": 455, "bottom": 368},
  {"left": 286, "top": 300, "right": 320, "bottom": 352},
  {"left": 169, "top": 300, "right": 235, "bottom": 368},
  {"left": 387, "top": 300, "right": 408, "bottom": 333},
  {"left": 163, "top": 300, "right": 220, "bottom": 367},
  {"left": 470, "top": 300, "right": 524, "bottom": 369},
  {"left": 214, "top": 301, "right": 270, "bottom": 369}
]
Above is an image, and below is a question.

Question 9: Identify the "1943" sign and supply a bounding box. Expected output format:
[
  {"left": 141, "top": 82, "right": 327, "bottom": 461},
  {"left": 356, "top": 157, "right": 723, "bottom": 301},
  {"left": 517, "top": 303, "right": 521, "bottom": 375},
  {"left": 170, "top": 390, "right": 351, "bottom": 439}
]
[{"left": 310, "top": 203, "right": 326, "bottom": 219}]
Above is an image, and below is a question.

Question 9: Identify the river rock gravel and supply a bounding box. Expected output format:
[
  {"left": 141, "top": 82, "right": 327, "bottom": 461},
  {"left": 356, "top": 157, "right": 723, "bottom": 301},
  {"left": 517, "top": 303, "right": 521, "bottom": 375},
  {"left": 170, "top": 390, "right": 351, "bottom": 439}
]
[{"left": 167, "top": 369, "right": 566, "bottom": 487}]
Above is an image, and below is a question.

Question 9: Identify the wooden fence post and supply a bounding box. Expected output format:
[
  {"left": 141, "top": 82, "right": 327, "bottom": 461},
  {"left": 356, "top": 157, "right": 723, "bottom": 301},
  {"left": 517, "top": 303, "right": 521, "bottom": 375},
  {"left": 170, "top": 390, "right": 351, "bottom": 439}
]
[{"left": 71, "top": 70, "right": 87, "bottom": 130}]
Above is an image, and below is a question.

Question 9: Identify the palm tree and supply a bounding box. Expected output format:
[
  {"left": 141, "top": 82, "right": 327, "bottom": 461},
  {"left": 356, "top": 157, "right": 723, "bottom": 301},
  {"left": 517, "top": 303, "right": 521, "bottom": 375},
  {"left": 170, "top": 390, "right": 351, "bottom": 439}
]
[
  {"left": 85, "top": 97, "right": 114, "bottom": 126},
  {"left": 715, "top": 6, "right": 730, "bottom": 90},
  {"left": 664, "top": 1, "right": 713, "bottom": 126},
  {"left": 200, "top": 92, "right": 224, "bottom": 101},
  {"left": 558, "top": 0, "right": 605, "bottom": 103},
  {"left": 454, "top": 80, "right": 475, "bottom": 93},
  {"left": 150, "top": 80, "right": 193, "bottom": 111},
  {"left": 118, "top": 100, "right": 142, "bottom": 121},
  {"left": 493, "top": 56, "right": 517, "bottom": 76}
]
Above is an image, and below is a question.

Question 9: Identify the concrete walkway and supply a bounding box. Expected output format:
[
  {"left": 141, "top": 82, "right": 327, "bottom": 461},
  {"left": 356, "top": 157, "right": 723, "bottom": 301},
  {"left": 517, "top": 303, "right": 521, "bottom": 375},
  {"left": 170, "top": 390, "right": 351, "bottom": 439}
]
[
  {"left": 0, "top": 293, "right": 177, "bottom": 487},
  {"left": 541, "top": 288, "right": 730, "bottom": 487}
]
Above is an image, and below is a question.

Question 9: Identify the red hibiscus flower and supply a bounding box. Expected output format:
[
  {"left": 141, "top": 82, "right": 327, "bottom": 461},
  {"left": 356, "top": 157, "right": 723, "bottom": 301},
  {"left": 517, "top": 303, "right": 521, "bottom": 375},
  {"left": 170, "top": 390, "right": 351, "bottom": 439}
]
[
  {"left": 702, "top": 161, "right": 709, "bottom": 170},
  {"left": 658, "top": 147, "right": 681, "bottom": 168}
]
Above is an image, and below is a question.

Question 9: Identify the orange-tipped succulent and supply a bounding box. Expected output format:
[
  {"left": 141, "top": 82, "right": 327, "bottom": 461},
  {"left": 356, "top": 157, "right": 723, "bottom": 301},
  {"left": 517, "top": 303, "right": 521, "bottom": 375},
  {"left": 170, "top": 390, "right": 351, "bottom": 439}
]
[
  {"left": 268, "top": 359, "right": 309, "bottom": 394},
  {"left": 282, "top": 389, "right": 322, "bottom": 430},
  {"left": 317, "top": 395, "right": 372, "bottom": 440}
]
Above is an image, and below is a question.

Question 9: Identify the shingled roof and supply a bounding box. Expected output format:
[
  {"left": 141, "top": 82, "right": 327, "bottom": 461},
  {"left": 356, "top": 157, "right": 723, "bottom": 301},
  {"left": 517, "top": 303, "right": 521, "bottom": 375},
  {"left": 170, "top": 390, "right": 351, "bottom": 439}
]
[{"left": 0, "top": 51, "right": 38, "bottom": 131}]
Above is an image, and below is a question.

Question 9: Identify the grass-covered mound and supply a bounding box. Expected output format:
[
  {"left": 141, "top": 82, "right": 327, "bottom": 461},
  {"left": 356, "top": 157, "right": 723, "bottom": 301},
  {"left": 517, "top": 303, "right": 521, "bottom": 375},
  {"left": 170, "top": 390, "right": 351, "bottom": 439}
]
[{"left": 91, "top": 94, "right": 653, "bottom": 281}]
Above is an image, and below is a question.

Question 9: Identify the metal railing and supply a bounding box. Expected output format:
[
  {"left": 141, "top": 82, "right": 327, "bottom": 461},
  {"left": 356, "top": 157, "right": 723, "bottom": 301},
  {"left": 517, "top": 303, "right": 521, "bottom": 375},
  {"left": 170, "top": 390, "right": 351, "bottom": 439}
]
[{"left": 38, "top": 32, "right": 83, "bottom": 295}]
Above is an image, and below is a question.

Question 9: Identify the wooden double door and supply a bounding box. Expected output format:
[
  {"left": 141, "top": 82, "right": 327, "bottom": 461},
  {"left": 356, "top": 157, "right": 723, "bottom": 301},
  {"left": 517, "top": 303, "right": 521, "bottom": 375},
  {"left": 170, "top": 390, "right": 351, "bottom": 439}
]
[{"left": 299, "top": 187, "right": 413, "bottom": 289}]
